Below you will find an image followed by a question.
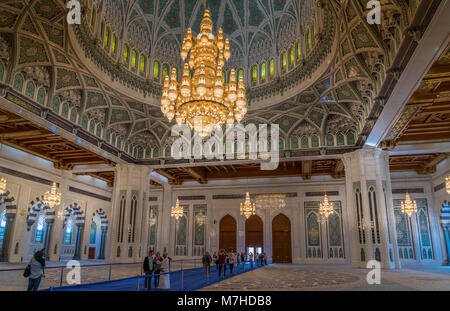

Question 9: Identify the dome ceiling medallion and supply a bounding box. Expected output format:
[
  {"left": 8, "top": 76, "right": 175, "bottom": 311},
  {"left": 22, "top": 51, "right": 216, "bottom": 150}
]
[{"left": 161, "top": 1, "right": 247, "bottom": 138}]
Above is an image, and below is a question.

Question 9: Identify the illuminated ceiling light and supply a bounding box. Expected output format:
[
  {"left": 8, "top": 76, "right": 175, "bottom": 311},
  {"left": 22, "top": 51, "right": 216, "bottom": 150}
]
[
  {"left": 170, "top": 199, "right": 184, "bottom": 220},
  {"left": 42, "top": 182, "right": 62, "bottom": 208},
  {"left": 160, "top": 1, "right": 247, "bottom": 138},
  {"left": 401, "top": 192, "right": 417, "bottom": 217},
  {"left": 319, "top": 193, "right": 334, "bottom": 219},
  {"left": 240, "top": 192, "right": 256, "bottom": 219},
  {"left": 446, "top": 175, "right": 450, "bottom": 194},
  {"left": 0, "top": 178, "right": 6, "bottom": 195}
]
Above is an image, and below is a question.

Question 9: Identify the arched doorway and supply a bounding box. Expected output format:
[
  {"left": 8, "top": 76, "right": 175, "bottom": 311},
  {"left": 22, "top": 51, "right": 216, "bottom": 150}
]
[
  {"left": 219, "top": 215, "right": 236, "bottom": 252},
  {"left": 245, "top": 215, "right": 263, "bottom": 257},
  {"left": 272, "top": 214, "right": 292, "bottom": 263}
]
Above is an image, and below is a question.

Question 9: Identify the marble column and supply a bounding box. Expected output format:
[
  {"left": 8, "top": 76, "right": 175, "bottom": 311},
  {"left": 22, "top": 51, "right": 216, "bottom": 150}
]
[
  {"left": 342, "top": 147, "right": 401, "bottom": 269},
  {"left": 109, "top": 164, "right": 151, "bottom": 263},
  {"left": 0, "top": 193, "right": 16, "bottom": 262},
  {"left": 73, "top": 223, "right": 84, "bottom": 260},
  {"left": 98, "top": 228, "right": 107, "bottom": 259}
]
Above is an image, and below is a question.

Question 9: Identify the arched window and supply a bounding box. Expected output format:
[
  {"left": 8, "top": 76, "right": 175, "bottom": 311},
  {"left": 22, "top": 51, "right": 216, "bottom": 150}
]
[
  {"left": 25, "top": 81, "right": 36, "bottom": 98},
  {"left": 104, "top": 27, "right": 110, "bottom": 47},
  {"left": 111, "top": 34, "right": 117, "bottom": 54},
  {"left": 0, "top": 210, "right": 6, "bottom": 244},
  {"left": 89, "top": 222, "right": 97, "bottom": 244},
  {"left": 301, "top": 136, "right": 309, "bottom": 148},
  {"left": 311, "top": 22, "right": 315, "bottom": 43},
  {"left": 153, "top": 61, "right": 160, "bottom": 79},
  {"left": 140, "top": 55, "right": 146, "bottom": 73},
  {"left": 290, "top": 136, "right": 299, "bottom": 149},
  {"left": 89, "top": 120, "right": 95, "bottom": 133},
  {"left": 251, "top": 65, "right": 257, "bottom": 82},
  {"left": 123, "top": 44, "right": 129, "bottom": 63},
  {"left": 311, "top": 135, "right": 319, "bottom": 147},
  {"left": 13, "top": 74, "right": 24, "bottom": 92},
  {"left": 65, "top": 219, "right": 74, "bottom": 244},
  {"left": 162, "top": 64, "right": 169, "bottom": 79},
  {"left": 289, "top": 47, "right": 294, "bottom": 65},
  {"left": 269, "top": 59, "right": 275, "bottom": 76},
  {"left": 222, "top": 71, "right": 226, "bottom": 83},
  {"left": 296, "top": 42, "right": 301, "bottom": 59},
  {"left": 61, "top": 103, "right": 69, "bottom": 119},
  {"left": 238, "top": 69, "right": 244, "bottom": 81},
  {"left": 37, "top": 88, "right": 46, "bottom": 105},
  {"left": 131, "top": 50, "right": 137, "bottom": 68},
  {"left": 96, "top": 124, "right": 102, "bottom": 137},
  {"left": 281, "top": 53, "right": 287, "bottom": 69},
  {"left": 35, "top": 215, "right": 45, "bottom": 243},
  {"left": 260, "top": 63, "right": 266, "bottom": 80},
  {"left": 90, "top": 6, "right": 96, "bottom": 27},
  {"left": 347, "top": 132, "right": 355, "bottom": 145},
  {"left": 306, "top": 30, "right": 311, "bottom": 50},
  {"left": 326, "top": 134, "right": 334, "bottom": 146}
]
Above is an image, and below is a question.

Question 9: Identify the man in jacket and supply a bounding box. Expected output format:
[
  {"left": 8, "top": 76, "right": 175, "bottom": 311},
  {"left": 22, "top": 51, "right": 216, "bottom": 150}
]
[{"left": 143, "top": 250, "right": 154, "bottom": 290}]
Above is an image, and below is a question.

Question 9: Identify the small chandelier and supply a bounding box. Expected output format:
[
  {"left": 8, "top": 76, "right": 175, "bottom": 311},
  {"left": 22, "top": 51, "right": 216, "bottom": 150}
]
[
  {"left": 240, "top": 192, "right": 256, "bottom": 219},
  {"left": 401, "top": 192, "right": 417, "bottom": 217},
  {"left": 446, "top": 175, "right": 450, "bottom": 194},
  {"left": 43, "top": 182, "right": 62, "bottom": 208},
  {"left": 0, "top": 177, "right": 6, "bottom": 195},
  {"left": 170, "top": 199, "right": 184, "bottom": 220},
  {"left": 319, "top": 193, "right": 334, "bottom": 219},
  {"left": 160, "top": 2, "right": 247, "bottom": 138}
]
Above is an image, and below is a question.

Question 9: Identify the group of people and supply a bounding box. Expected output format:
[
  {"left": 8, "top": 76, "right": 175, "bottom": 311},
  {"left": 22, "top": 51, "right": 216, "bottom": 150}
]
[
  {"left": 142, "top": 250, "right": 172, "bottom": 290},
  {"left": 202, "top": 249, "right": 268, "bottom": 279}
]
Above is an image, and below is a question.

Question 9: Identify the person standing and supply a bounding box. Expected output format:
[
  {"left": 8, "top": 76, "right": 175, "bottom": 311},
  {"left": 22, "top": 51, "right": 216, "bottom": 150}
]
[
  {"left": 228, "top": 252, "right": 235, "bottom": 274},
  {"left": 249, "top": 252, "right": 254, "bottom": 269},
  {"left": 218, "top": 249, "right": 227, "bottom": 279},
  {"left": 143, "top": 250, "right": 154, "bottom": 290},
  {"left": 159, "top": 253, "right": 171, "bottom": 290},
  {"left": 263, "top": 252, "right": 268, "bottom": 265},
  {"left": 236, "top": 251, "right": 241, "bottom": 270},
  {"left": 213, "top": 252, "right": 218, "bottom": 271},
  {"left": 27, "top": 248, "right": 45, "bottom": 291},
  {"left": 153, "top": 252, "right": 163, "bottom": 288},
  {"left": 241, "top": 252, "right": 245, "bottom": 270},
  {"left": 202, "top": 252, "right": 212, "bottom": 279}
]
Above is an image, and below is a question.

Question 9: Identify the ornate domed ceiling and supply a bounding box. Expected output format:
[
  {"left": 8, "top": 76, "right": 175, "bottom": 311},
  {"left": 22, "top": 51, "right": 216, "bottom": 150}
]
[{"left": 0, "top": 0, "right": 427, "bottom": 163}]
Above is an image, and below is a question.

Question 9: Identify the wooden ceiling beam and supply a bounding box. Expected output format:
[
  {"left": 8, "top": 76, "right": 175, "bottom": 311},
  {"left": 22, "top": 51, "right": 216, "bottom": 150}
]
[{"left": 0, "top": 130, "right": 45, "bottom": 139}]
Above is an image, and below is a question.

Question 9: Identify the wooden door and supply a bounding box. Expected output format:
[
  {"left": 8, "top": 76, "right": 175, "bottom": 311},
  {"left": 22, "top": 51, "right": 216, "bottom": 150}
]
[
  {"left": 219, "top": 215, "right": 237, "bottom": 252},
  {"left": 88, "top": 247, "right": 96, "bottom": 259},
  {"left": 272, "top": 214, "right": 292, "bottom": 263},
  {"left": 245, "top": 215, "right": 263, "bottom": 252}
]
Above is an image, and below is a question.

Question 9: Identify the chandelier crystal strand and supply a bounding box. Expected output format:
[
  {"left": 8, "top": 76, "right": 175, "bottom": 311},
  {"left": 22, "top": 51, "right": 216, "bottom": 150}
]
[
  {"left": 170, "top": 199, "right": 184, "bottom": 220},
  {"left": 42, "top": 182, "right": 62, "bottom": 208},
  {"left": 240, "top": 192, "right": 256, "bottom": 219},
  {"left": 319, "top": 193, "right": 334, "bottom": 219},
  {"left": 161, "top": 5, "right": 247, "bottom": 138},
  {"left": 446, "top": 175, "right": 450, "bottom": 194},
  {"left": 401, "top": 192, "right": 417, "bottom": 217},
  {"left": 0, "top": 177, "right": 6, "bottom": 195}
]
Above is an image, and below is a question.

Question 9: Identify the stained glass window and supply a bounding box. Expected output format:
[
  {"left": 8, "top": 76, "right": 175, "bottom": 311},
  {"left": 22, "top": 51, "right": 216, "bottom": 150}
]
[
  {"left": 311, "top": 22, "right": 315, "bottom": 43},
  {"left": 162, "top": 64, "right": 169, "bottom": 79},
  {"left": 222, "top": 71, "right": 226, "bottom": 83},
  {"left": 289, "top": 47, "right": 294, "bottom": 65},
  {"left": 89, "top": 222, "right": 97, "bottom": 244},
  {"left": 261, "top": 63, "right": 266, "bottom": 80},
  {"left": 153, "top": 61, "right": 160, "bottom": 78},
  {"left": 35, "top": 215, "right": 45, "bottom": 243},
  {"left": 111, "top": 34, "right": 116, "bottom": 54},
  {"left": 140, "top": 55, "right": 146, "bottom": 72},
  {"left": 306, "top": 30, "right": 311, "bottom": 50},
  {"left": 296, "top": 42, "right": 301, "bottom": 59},
  {"left": 65, "top": 219, "right": 74, "bottom": 244},
  {"left": 282, "top": 53, "right": 287, "bottom": 69},
  {"left": 131, "top": 50, "right": 137, "bottom": 68},
  {"left": 269, "top": 59, "right": 275, "bottom": 76},
  {"left": 104, "top": 27, "right": 109, "bottom": 47},
  {"left": 238, "top": 69, "right": 244, "bottom": 81},
  {"left": 123, "top": 44, "right": 129, "bottom": 63},
  {"left": 252, "top": 65, "right": 257, "bottom": 81},
  {"left": 0, "top": 210, "right": 6, "bottom": 243}
]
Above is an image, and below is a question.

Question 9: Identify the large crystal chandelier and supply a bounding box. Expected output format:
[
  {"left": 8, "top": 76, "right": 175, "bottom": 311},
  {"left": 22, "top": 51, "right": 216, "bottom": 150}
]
[
  {"left": 255, "top": 194, "right": 286, "bottom": 212},
  {"left": 160, "top": 2, "right": 247, "bottom": 138},
  {"left": 446, "top": 175, "right": 450, "bottom": 194},
  {"left": 319, "top": 193, "right": 334, "bottom": 219},
  {"left": 0, "top": 177, "right": 6, "bottom": 195},
  {"left": 240, "top": 192, "right": 256, "bottom": 219},
  {"left": 170, "top": 199, "right": 184, "bottom": 220},
  {"left": 401, "top": 192, "right": 417, "bottom": 217},
  {"left": 42, "top": 182, "right": 62, "bottom": 208}
]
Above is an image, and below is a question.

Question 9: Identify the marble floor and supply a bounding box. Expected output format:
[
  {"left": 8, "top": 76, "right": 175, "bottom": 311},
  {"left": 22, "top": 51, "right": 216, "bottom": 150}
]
[{"left": 201, "top": 264, "right": 450, "bottom": 291}]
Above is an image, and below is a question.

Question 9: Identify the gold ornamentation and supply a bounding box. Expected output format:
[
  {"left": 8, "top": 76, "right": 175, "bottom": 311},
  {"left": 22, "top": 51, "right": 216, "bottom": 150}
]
[
  {"left": 170, "top": 199, "right": 184, "bottom": 220},
  {"left": 401, "top": 192, "right": 417, "bottom": 217},
  {"left": 319, "top": 193, "right": 334, "bottom": 219},
  {"left": 0, "top": 177, "right": 6, "bottom": 195},
  {"left": 446, "top": 175, "right": 450, "bottom": 194},
  {"left": 42, "top": 182, "right": 62, "bottom": 208},
  {"left": 240, "top": 192, "right": 256, "bottom": 219}
]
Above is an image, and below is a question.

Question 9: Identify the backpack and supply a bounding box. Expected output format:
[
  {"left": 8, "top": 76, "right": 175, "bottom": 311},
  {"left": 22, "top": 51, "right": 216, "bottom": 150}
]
[{"left": 23, "top": 264, "right": 31, "bottom": 278}]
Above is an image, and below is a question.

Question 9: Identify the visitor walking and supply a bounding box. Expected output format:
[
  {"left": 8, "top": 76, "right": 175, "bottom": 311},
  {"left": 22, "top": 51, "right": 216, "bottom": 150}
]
[
  {"left": 229, "top": 252, "right": 235, "bottom": 274},
  {"left": 218, "top": 249, "right": 227, "bottom": 279},
  {"left": 159, "top": 252, "right": 171, "bottom": 290},
  {"left": 263, "top": 252, "right": 268, "bottom": 265},
  {"left": 202, "top": 251, "right": 212, "bottom": 279},
  {"left": 26, "top": 248, "right": 46, "bottom": 291},
  {"left": 213, "top": 252, "right": 218, "bottom": 271},
  {"left": 249, "top": 252, "right": 254, "bottom": 269},
  {"left": 236, "top": 251, "right": 241, "bottom": 270},
  {"left": 153, "top": 252, "right": 163, "bottom": 288},
  {"left": 143, "top": 250, "right": 154, "bottom": 290}
]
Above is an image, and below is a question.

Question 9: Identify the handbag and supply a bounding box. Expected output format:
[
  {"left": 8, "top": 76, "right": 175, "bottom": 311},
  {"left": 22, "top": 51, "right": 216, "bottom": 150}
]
[{"left": 23, "top": 264, "right": 31, "bottom": 278}]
